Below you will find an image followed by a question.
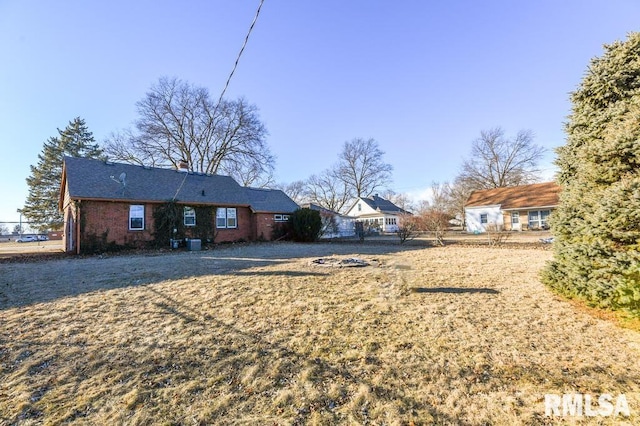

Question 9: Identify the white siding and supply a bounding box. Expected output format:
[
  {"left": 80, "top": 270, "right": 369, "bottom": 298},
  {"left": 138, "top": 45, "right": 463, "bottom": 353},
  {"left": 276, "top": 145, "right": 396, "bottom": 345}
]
[
  {"left": 345, "top": 199, "right": 378, "bottom": 217},
  {"left": 465, "top": 206, "right": 502, "bottom": 233},
  {"left": 319, "top": 215, "right": 355, "bottom": 239}
]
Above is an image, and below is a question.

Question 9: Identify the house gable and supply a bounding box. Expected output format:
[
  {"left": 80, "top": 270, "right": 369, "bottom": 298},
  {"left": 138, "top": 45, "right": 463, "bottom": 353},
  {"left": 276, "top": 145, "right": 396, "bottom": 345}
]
[
  {"left": 345, "top": 194, "right": 409, "bottom": 218},
  {"left": 346, "top": 199, "right": 378, "bottom": 217}
]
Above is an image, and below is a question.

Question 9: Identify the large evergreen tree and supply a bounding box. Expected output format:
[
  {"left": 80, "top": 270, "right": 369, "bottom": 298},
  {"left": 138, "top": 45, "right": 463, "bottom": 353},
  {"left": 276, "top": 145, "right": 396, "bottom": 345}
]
[
  {"left": 23, "top": 117, "right": 103, "bottom": 231},
  {"left": 542, "top": 32, "right": 640, "bottom": 315}
]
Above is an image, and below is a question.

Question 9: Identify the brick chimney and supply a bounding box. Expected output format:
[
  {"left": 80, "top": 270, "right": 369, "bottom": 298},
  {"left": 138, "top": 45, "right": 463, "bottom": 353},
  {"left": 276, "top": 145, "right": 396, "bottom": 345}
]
[{"left": 178, "top": 159, "right": 189, "bottom": 173}]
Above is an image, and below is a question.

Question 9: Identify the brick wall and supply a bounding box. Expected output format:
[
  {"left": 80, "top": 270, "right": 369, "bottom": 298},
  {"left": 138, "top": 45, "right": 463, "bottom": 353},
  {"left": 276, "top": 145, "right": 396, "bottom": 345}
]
[
  {"left": 255, "top": 213, "right": 275, "bottom": 240},
  {"left": 255, "top": 213, "right": 291, "bottom": 241},
  {"left": 76, "top": 201, "right": 258, "bottom": 251},
  {"left": 214, "top": 207, "right": 253, "bottom": 243},
  {"left": 79, "top": 201, "right": 155, "bottom": 251}
]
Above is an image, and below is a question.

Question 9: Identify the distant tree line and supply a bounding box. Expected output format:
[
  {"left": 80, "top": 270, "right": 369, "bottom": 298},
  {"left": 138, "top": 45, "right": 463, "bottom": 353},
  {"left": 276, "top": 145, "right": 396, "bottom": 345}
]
[{"left": 22, "top": 77, "right": 546, "bottom": 236}]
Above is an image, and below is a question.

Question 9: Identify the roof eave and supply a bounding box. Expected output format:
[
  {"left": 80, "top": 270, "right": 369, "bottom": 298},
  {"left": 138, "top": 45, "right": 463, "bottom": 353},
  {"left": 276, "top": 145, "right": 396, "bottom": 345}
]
[
  {"left": 501, "top": 204, "right": 558, "bottom": 211},
  {"left": 465, "top": 204, "right": 502, "bottom": 209},
  {"left": 67, "top": 195, "right": 251, "bottom": 208}
]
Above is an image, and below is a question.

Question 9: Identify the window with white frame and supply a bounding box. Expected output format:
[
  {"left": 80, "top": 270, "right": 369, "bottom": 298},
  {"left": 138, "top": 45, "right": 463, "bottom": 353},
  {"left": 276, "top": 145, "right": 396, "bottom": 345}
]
[
  {"left": 184, "top": 207, "right": 196, "bottom": 227},
  {"left": 529, "top": 210, "right": 551, "bottom": 229},
  {"left": 129, "top": 205, "right": 144, "bottom": 230},
  {"left": 274, "top": 214, "right": 290, "bottom": 222},
  {"left": 541, "top": 210, "right": 550, "bottom": 228},
  {"left": 480, "top": 213, "right": 488, "bottom": 224},
  {"left": 511, "top": 212, "right": 519, "bottom": 224},
  {"left": 217, "top": 208, "right": 237, "bottom": 229}
]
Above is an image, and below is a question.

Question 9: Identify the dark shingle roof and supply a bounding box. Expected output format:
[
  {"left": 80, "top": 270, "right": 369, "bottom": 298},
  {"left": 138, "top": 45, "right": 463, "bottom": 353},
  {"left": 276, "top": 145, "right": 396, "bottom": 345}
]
[
  {"left": 244, "top": 187, "right": 299, "bottom": 213},
  {"left": 360, "top": 194, "right": 409, "bottom": 214},
  {"left": 465, "top": 182, "right": 560, "bottom": 209},
  {"left": 63, "top": 157, "right": 296, "bottom": 212},
  {"left": 301, "top": 203, "right": 348, "bottom": 217}
]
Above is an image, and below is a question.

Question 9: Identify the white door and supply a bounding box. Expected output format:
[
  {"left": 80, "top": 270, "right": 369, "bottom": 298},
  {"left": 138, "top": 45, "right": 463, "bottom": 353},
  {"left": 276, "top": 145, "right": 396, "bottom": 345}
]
[{"left": 511, "top": 212, "right": 521, "bottom": 231}]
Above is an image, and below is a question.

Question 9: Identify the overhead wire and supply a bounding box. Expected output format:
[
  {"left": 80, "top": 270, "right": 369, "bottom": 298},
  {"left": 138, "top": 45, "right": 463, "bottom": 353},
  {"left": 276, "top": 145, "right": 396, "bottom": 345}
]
[
  {"left": 174, "top": 0, "right": 265, "bottom": 201},
  {"left": 214, "top": 0, "right": 265, "bottom": 109}
]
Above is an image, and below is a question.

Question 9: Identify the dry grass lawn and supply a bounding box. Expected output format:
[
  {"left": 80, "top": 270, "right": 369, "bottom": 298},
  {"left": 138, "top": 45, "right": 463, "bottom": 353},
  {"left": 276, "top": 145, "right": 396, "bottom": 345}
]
[{"left": 1, "top": 242, "right": 640, "bottom": 425}]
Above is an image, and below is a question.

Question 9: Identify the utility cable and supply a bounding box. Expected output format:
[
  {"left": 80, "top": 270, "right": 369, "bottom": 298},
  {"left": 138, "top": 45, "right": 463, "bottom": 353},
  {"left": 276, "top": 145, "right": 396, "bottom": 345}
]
[{"left": 215, "top": 0, "right": 265, "bottom": 109}]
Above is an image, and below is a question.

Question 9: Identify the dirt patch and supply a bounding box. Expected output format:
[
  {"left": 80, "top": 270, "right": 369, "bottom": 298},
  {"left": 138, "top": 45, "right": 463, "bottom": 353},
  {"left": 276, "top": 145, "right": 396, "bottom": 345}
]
[{"left": 1, "top": 242, "right": 639, "bottom": 424}]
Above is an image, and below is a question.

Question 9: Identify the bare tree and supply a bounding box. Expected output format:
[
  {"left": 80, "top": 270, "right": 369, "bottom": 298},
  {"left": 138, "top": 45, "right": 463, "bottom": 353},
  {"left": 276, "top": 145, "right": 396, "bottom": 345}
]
[
  {"left": 223, "top": 159, "right": 274, "bottom": 188},
  {"left": 459, "top": 127, "right": 545, "bottom": 189},
  {"left": 418, "top": 183, "right": 451, "bottom": 246},
  {"left": 380, "top": 189, "right": 415, "bottom": 213},
  {"left": 397, "top": 213, "right": 420, "bottom": 244},
  {"left": 423, "top": 211, "right": 449, "bottom": 246},
  {"left": 104, "top": 77, "right": 274, "bottom": 186},
  {"left": 336, "top": 138, "right": 393, "bottom": 197},
  {"left": 275, "top": 180, "right": 308, "bottom": 205},
  {"left": 305, "top": 168, "right": 353, "bottom": 213},
  {"left": 485, "top": 222, "right": 511, "bottom": 246},
  {"left": 428, "top": 181, "right": 449, "bottom": 212},
  {"left": 442, "top": 177, "right": 474, "bottom": 228}
]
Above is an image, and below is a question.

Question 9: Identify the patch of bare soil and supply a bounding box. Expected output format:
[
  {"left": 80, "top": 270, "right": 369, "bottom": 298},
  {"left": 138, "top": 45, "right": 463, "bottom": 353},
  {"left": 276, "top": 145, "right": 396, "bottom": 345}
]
[{"left": 1, "top": 242, "right": 639, "bottom": 425}]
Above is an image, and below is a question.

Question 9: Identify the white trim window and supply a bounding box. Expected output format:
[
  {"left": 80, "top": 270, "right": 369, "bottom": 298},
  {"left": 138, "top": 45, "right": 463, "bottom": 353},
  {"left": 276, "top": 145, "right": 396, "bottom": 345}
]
[
  {"left": 129, "top": 205, "right": 145, "bottom": 230},
  {"left": 528, "top": 210, "right": 551, "bottom": 229},
  {"left": 184, "top": 207, "right": 196, "bottom": 227},
  {"left": 274, "top": 214, "right": 290, "bottom": 222},
  {"left": 480, "top": 213, "right": 488, "bottom": 224},
  {"left": 217, "top": 208, "right": 237, "bottom": 229},
  {"left": 511, "top": 212, "right": 519, "bottom": 224}
]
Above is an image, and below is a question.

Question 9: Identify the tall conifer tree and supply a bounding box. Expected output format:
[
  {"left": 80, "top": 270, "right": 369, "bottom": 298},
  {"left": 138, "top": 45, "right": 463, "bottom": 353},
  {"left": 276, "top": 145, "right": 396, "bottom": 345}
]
[
  {"left": 542, "top": 33, "right": 640, "bottom": 314},
  {"left": 23, "top": 117, "right": 103, "bottom": 231}
]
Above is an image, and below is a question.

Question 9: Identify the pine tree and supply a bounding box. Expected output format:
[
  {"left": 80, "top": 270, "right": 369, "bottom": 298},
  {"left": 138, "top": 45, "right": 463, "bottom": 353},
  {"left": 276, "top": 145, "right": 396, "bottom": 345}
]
[
  {"left": 23, "top": 117, "right": 103, "bottom": 232},
  {"left": 542, "top": 32, "right": 640, "bottom": 315}
]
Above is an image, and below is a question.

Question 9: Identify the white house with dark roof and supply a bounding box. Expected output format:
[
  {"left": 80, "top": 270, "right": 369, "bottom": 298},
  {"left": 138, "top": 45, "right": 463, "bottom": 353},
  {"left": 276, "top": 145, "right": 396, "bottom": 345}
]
[
  {"left": 345, "top": 194, "right": 411, "bottom": 233},
  {"left": 59, "top": 156, "right": 299, "bottom": 254}
]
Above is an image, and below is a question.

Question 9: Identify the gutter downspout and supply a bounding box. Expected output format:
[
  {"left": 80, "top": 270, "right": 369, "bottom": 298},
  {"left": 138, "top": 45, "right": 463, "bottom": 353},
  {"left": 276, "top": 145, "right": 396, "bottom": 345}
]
[{"left": 76, "top": 202, "right": 81, "bottom": 255}]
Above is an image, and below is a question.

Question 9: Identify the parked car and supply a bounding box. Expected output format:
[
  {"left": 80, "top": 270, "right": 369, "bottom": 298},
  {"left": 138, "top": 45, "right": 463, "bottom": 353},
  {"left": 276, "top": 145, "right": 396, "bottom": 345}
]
[
  {"left": 37, "top": 235, "right": 49, "bottom": 241},
  {"left": 16, "top": 236, "right": 37, "bottom": 243}
]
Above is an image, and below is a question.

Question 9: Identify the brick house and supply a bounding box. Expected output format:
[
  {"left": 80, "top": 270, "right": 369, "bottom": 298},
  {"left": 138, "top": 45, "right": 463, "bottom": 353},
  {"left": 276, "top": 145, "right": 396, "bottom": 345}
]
[
  {"left": 464, "top": 182, "right": 560, "bottom": 233},
  {"left": 59, "top": 157, "right": 299, "bottom": 254}
]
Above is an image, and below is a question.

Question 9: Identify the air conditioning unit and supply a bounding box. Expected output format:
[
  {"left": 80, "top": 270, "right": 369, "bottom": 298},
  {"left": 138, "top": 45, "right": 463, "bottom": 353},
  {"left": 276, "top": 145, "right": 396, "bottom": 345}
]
[{"left": 186, "top": 239, "right": 201, "bottom": 251}]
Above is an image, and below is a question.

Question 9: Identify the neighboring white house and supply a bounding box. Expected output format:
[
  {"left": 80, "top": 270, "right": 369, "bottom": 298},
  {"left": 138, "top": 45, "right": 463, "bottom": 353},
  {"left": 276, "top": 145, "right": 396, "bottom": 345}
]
[
  {"left": 301, "top": 203, "right": 355, "bottom": 238},
  {"left": 465, "top": 182, "right": 560, "bottom": 233},
  {"left": 345, "top": 194, "right": 411, "bottom": 233}
]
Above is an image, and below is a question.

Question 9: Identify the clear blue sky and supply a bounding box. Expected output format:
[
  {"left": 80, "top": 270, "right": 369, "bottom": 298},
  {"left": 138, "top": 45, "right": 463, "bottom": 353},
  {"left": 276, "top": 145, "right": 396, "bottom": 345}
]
[{"left": 1, "top": 1, "right": 639, "bottom": 224}]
